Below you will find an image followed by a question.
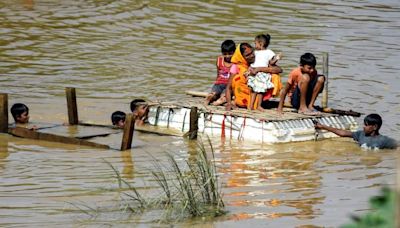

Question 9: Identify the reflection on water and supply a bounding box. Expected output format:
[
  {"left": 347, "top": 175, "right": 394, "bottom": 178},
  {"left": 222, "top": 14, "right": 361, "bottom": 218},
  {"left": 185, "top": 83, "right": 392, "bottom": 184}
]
[
  {"left": 0, "top": 133, "right": 397, "bottom": 227},
  {"left": 0, "top": 0, "right": 399, "bottom": 227}
]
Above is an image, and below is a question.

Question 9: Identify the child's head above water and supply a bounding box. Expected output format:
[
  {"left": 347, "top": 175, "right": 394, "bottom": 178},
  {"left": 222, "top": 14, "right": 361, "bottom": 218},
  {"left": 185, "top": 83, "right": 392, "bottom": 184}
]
[
  {"left": 111, "top": 111, "right": 126, "bottom": 128},
  {"left": 363, "top": 113, "right": 382, "bottom": 135},
  {"left": 220, "top": 40, "right": 236, "bottom": 63},
  {"left": 130, "top": 99, "right": 148, "bottom": 118},
  {"left": 254, "top": 34, "right": 271, "bottom": 50},
  {"left": 11, "top": 103, "right": 30, "bottom": 124}
]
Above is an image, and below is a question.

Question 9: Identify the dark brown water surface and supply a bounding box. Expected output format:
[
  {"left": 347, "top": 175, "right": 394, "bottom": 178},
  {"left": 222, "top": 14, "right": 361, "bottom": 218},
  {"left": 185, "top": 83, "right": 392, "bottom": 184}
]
[{"left": 1, "top": 0, "right": 399, "bottom": 227}]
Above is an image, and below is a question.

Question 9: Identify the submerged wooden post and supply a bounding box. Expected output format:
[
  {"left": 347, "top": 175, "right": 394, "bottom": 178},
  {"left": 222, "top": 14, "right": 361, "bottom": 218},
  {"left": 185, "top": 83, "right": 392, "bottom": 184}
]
[
  {"left": 121, "top": 113, "right": 135, "bottom": 151},
  {"left": 321, "top": 53, "right": 329, "bottom": 108},
  {"left": 66, "top": 87, "right": 79, "bottom": 125},
  {"left": 189, "top": 106, "right": 198, "bottom": 140},
  {"left": 0, "top": 94, "right": 8, "bottom": 133}
]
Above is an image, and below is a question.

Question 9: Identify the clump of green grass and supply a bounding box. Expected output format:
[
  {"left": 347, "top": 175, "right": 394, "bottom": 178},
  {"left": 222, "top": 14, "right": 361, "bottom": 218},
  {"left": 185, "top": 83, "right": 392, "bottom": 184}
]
[
  {"left": 342, "top": 187, "right": 395, "bottom": 228},
  {"left": 109, "top": 138, "right": 226, "bottom": 221}
]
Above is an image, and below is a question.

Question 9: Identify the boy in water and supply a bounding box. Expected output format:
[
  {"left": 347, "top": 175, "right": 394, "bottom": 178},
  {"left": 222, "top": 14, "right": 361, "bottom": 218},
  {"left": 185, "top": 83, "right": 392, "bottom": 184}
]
[
  {"left": 277, "top": 53, "right": 325, "bottom": 115},
  {"left": 11, "top": 103, "right": 30, "bottom": 124},
  {"left": 10, "top": 103, "right": 38, "bottom": 130},
  {"left": 111, "top": 111, "right": 126, "bottom": 128},
  {"left": 130, "top": 99, "right": 149, "bottom": 126},
  {"left": 204, "top": 39, "right": 237, "bottom": 106},
  {"left": 314, "top": 113, "right": 397, "bottom": 149}
]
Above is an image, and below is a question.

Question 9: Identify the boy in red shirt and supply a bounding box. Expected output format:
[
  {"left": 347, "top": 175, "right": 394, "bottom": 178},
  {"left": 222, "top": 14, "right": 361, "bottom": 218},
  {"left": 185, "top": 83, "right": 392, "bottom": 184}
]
[
  {"left": 204, "top": 40, "right": 237, "bottom": 105},
  {"left": 277, "top": 53, "right": 325, "bottom": 115}
]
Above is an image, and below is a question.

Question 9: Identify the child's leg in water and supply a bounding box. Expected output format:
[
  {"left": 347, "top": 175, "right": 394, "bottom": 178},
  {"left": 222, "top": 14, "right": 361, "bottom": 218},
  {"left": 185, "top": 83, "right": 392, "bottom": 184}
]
[{"left": 256, "top": 93, "right": 265, "bottom": 111}]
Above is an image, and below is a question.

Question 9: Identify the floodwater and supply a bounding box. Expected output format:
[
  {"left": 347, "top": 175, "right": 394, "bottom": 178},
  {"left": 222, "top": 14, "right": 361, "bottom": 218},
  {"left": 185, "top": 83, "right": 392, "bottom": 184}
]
[{"left": 1, "top": 0, "right": 399, "bottom": 227}]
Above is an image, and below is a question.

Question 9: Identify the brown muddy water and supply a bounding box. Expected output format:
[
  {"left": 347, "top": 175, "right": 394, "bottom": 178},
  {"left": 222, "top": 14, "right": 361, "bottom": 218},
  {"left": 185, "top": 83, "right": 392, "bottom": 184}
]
[{"left": 1, "top": 0, "right": 400, "bottom": 227}]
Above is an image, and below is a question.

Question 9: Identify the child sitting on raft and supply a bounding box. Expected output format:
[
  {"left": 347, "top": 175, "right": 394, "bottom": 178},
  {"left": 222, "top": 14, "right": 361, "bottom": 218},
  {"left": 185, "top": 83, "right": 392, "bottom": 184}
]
[
  {"left": 204, "top": 40, "right": 238, "bottom": 106},
  {"left": 246, "top": 34, "right": 281, "bottom": 111},
  {"left": 277, "top": 52, "right": 325, "bottom": 115}
]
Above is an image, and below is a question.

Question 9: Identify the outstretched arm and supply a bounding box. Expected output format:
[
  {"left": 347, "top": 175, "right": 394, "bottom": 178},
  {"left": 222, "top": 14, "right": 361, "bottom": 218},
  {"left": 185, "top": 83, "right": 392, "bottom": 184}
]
[{"left": 314, "top": 122, "right": 353, "bottom": 137}]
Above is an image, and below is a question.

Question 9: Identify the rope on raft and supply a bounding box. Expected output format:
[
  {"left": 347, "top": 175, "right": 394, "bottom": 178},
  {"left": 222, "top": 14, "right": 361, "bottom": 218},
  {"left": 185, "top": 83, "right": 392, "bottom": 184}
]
[
  {"left": 155, "top": 106, "right": 161, "bottom": 126},
  {"left": 167, "top": 108, "right": 173, "bottom": 128},
  {"left": 221, "top": 114, "right": 226, "bottom": 138},
  {"left": 238, "top": 116, "right": 246, "bottom": 141},
  {"left": 182, "top": 109, "right": 187, "bottom": 132},
  {"left": 230, "top": 116, "right": 233, "bottom": 139}
]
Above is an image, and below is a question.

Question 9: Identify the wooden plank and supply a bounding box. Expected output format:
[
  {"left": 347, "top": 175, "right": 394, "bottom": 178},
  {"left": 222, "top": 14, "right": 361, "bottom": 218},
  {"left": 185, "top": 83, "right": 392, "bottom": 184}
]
[
  {"left": 8, "top": 127, "right": 110, "bottom": 149},
  {"left": 186, "top": 90, "right": 208, "bottom": 97},
  {"left": 321, "top": 52, "right": 329, "bottom": 108},
  {"left": 189, "top": 106, "right": 198, "bottom": 140},
  {"left": 66, "top": 87, "right": 79, "bottom": 125},
  {"left": 78, "top": 122, "right": 183, "bottom": 137},
  {"left": 121, "top": 113, "right": 135, "bottom": 151},
  {"left": 0, "top": 94, "right": 8, "bottom": 133},
  {"left": 38, "top": 125, "right": 120, "bottom": 139}
]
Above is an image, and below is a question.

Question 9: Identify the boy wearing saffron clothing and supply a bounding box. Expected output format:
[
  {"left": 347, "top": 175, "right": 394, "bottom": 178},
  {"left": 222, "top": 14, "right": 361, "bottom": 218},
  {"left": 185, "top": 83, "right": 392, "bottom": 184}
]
[{"left": 277, "top": 53, "right": 325, "bottom": 115}]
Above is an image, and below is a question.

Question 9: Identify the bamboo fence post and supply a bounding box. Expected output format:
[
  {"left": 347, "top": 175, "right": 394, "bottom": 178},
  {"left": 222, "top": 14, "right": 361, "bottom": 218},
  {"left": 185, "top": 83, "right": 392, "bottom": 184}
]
[
  {"left": 0, "top": 94, "right": 8, "bottom": 133},
  {"left": 321, "top": 53, "right": 329, "bottom": 108},
  {"left": 66, "top": 87, "right": 79, "bottom": 125},
  {"left": 189, "top": 106, "right": 198, "bottom": 140},
  {"left": 121, "top": 113, "right": 135, "bottom": 151}
]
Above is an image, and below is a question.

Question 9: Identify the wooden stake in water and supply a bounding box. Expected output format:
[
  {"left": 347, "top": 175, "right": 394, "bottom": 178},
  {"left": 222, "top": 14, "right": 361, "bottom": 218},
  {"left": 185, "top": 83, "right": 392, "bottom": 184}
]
[
  {"left": 189, "top": 106, "right": 198, "bottom": 140},
  {"left": 321, "top": 53, "right": 329, "bottom": 108},
  {"left": 66, "top": 87, "right": 79, "bottom": 125},
  {"left": 0, "top": 94, "right": 8, "bottom": 133},
  {"left": 121, "top": 113, "right": 135, "bottom": 151}
]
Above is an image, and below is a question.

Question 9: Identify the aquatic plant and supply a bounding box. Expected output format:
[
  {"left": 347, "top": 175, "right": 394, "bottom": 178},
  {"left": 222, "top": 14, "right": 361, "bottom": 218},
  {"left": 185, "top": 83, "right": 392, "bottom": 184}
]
[
  {"left": 341, "top": 187, "right": 395, "bottom": 228},
  {"left": 110, "top": 138, "right": 226, "bottom": 221}
]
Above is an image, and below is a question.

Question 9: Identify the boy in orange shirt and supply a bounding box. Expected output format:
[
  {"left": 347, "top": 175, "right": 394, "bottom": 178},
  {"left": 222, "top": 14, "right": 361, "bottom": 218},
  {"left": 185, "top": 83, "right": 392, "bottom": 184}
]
[{"left": 277, "top": 53, "right": 325, "bottom": 115}]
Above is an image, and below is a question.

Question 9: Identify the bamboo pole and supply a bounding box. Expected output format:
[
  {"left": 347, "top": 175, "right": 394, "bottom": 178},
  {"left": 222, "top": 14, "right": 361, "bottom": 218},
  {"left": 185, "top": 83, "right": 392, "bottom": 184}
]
[
  {"left": 121, "top": 113, "right": 135, "bottom": 151},
  {"left": 66, "top": 87, "right": 79, "bottom": 125},
  {"left": 321, "top": 53, "right": 329, "bottom": 108},
  {"left": 0, "top": 94, "right": 8, "bottom": 133},
  {"left": 189, "top": 106, "right": 198, "bottom": 140},
  {"left": 185, "top": 90, "right": 208, "bottom": 97}
]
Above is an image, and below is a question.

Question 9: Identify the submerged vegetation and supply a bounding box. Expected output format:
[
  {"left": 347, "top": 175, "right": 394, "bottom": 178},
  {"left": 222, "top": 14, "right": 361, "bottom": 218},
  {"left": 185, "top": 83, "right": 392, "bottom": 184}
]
[{"left": 109, "top": 138, "right": 226, "bottom": 221}]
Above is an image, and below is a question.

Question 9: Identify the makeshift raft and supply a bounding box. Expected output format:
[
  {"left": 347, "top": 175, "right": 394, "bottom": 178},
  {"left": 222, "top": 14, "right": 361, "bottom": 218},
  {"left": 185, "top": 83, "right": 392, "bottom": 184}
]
[{"left": 147, "top": 96, "right": 360, "bottom": 143}]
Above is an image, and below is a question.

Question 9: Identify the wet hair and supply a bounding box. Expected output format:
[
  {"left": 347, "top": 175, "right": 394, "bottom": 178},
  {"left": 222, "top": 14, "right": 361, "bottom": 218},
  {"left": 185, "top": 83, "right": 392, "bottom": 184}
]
[
  {"left": 111, "top": 111, "right": 126, "bottom": 125},
  {"left": 239, "top": 43, "right": 253, "bottom": 55},
  {"left": 10, "top": 103, "right": 29, "bottom": 122},
  {"left": 255, "top": 34, "right": 271, "bottom": 49},
  {"left": 221, "top": 40, "right": 236, "bottom": 54},
  {"left": 364, "top": 113, "right": 382, "bottom": 131},
  {"left": 300, "top": 53, "right": 317, "bottom": 67},
  {"left": 130, "top": 99, "right": 146, "bottom": 112}
]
